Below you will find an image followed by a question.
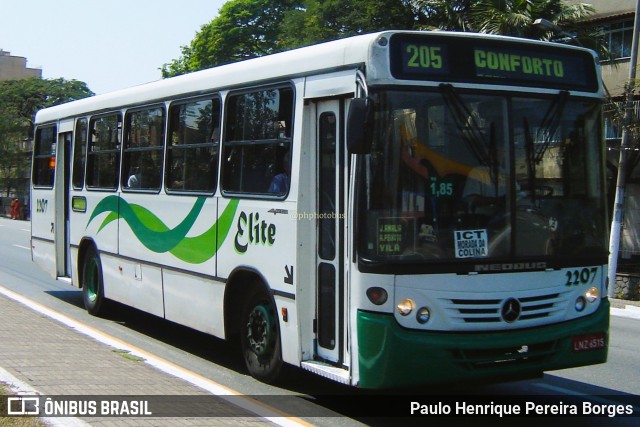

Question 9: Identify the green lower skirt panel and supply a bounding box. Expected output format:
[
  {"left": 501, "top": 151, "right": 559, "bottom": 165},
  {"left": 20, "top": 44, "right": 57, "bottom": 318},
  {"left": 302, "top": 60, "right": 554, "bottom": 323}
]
[{"left": 357, "top": 300, "right": 609, "bottom": 389}]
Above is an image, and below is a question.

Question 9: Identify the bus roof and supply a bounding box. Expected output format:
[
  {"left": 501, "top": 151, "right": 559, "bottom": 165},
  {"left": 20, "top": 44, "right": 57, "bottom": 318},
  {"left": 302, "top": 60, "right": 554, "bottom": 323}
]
[
  {"left": 35, "top": 30, "right": 600, "bottom": 124},
  {"left": 35, "top": 31, "right": 383, "bottom": 124}
]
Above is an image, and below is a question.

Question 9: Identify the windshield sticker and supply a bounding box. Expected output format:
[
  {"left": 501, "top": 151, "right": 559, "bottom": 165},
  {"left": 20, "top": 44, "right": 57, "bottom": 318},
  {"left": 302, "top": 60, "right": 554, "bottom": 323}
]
[
  {"left": 378, "top": 217, "right": 415, "bottom": 256},
  {"left": 454, "top": 229, "right": 488, "bottom": 258}
]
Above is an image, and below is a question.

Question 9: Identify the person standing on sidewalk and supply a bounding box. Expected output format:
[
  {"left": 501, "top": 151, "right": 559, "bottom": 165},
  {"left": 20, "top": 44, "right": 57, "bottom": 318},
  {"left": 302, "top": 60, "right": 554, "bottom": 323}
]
[{"left": 10, "top": 199, "right": 20, "bottom": 220}]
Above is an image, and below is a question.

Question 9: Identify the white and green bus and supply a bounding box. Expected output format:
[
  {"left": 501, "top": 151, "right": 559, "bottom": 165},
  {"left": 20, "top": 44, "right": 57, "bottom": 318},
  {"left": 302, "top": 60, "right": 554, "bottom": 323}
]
[{"left": 31, "top": 30, "right": 609, "bottom": 388}]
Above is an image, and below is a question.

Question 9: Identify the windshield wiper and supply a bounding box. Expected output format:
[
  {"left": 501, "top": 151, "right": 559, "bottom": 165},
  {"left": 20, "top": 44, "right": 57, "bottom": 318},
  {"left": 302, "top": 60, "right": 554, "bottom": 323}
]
[
  {"left": 523, "top": 90, "right": 569, "bottom": 201},
  {"left": 440, "top": 84, "right": 502, "bottom": 194},
  {"left": 439, "top": 84, "right": 492, "bottom": 167},
  {"left": 532, "top": 90, "right": 569, "bottom": 164}
]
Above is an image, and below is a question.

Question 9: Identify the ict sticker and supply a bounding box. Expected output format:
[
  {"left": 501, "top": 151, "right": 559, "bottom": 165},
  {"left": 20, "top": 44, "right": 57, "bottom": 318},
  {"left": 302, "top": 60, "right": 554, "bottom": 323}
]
[{"left": 454, "top": 229, "right": 488, "bottom": 258}]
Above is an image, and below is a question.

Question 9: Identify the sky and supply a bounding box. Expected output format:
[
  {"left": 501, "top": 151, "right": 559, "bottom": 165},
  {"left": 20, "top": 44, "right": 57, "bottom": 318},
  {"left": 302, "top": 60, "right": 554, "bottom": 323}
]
[{"left": 1, "top": 0, "right": 227, "bottom": 94}]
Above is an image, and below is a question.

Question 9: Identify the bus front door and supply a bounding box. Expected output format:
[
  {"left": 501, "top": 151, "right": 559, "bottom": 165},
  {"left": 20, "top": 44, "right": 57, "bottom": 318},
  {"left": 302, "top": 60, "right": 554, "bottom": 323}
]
[{"left": 316, "top": 100, "right": 345, "bottom": 365}]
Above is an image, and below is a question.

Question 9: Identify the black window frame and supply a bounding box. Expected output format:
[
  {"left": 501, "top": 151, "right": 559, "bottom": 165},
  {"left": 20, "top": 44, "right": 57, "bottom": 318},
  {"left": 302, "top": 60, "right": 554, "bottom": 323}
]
[
  {"left": 86, "top": 112, "right": 122, "bottom": 191},
  {"left": 32, "top": 124, "right": 58, "bottom": 188},
  {"left": 121, "top": 105, "right": 165, "bottom": 193},
  {"left": 165, "top": 96, "right": 221, "bottom": 195},
  {"left": 72, "top": 117, "right": 88, "bottom": 190},
  {"left": 221, "top": 84, "right": 294, "bottom": 198}
]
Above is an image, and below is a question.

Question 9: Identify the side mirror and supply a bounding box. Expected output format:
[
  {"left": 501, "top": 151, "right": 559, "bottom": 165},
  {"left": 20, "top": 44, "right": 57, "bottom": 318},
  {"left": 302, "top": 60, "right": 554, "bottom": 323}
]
[{"left": 347, "top": 98, "right": 374, "bottom": 154}]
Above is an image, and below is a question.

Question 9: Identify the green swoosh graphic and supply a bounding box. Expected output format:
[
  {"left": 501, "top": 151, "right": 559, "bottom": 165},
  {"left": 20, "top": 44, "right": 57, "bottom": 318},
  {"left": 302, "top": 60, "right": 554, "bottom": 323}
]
[
  {"left": 169, "top": 199, "right": 238, "bottom": 263},
  {"left": 87, "top": 196, "right": 239, "bottom": 264}
]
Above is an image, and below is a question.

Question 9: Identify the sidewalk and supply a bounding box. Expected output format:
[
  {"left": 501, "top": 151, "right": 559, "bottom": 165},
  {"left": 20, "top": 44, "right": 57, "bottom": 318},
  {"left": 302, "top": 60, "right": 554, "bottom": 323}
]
[
  {"left": 610, "top": 297, "right": 640, "bottom": 308},
  {"left": 0, "top": 291, "right": 277, "bottom": 426}
]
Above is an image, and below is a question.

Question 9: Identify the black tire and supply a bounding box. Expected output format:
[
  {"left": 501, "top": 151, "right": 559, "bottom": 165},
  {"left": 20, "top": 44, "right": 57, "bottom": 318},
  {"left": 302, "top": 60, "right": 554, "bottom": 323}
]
[
  {"left": 240, "top": 286, "right": 283, "bottom": 383},
  {"left": 82, "top": 246, "right": 106, "bottom": 316}
]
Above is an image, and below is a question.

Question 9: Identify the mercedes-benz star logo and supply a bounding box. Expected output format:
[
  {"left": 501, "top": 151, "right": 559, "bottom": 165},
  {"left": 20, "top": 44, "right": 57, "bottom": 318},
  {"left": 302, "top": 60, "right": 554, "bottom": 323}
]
[{"left": 501, "top": 298, "right": 521, "bottom": 323}]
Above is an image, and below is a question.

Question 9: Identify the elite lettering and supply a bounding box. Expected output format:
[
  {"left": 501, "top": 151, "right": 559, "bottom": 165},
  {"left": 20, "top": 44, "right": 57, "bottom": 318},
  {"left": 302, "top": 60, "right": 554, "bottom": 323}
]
[{"left": 234, "top": 211, "right": 276, "bottom": 253}]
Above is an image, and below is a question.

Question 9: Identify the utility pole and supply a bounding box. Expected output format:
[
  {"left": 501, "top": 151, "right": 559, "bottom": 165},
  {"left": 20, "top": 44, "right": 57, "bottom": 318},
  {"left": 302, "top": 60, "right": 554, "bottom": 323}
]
[{"left": 608, "top": 0, "right": 640, "bottom": 297}]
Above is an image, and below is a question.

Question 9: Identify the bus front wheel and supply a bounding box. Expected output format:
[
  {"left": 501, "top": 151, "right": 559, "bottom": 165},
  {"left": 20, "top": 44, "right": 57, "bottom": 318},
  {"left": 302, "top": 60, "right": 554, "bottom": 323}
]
[
  {"left": 240, "top": 286, "right": 283, "bottom": 383},
  {"left": 82, "top": 246, "right": 106, "bottom": 316}
]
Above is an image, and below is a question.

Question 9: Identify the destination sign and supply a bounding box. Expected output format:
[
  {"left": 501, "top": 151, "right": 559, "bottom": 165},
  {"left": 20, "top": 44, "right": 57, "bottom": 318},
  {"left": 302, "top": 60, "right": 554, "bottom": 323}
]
[{"left": 389, "top": 33, "right": 599, "bottom": 92}]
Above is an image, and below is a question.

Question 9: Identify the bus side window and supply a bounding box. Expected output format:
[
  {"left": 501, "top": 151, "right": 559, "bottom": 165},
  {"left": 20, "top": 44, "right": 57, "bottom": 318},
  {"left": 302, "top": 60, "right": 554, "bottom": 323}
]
[
  {"left": 166, "top": 97, "right": 220, "bottom": 194},
  {"left": 87, "top": 113, "right": 122, "bottom": 190},
  {"left": 122, "top": 107, "right": 164, "bottom": 191},
  {"left": 72, "top": 118, "right": 88, "bottom": 189},
  {"left": 33, "top": 125, "right": 57, "bottom": 188},
  {"left": 222, "top": 86, "right": 293, "bottom": 197}
]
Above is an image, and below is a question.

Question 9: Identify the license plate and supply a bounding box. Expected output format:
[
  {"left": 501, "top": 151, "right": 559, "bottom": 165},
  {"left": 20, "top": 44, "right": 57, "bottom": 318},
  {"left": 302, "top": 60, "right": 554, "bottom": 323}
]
[{"left": 572, "top": 332, "right": 606, "bottom": 352}]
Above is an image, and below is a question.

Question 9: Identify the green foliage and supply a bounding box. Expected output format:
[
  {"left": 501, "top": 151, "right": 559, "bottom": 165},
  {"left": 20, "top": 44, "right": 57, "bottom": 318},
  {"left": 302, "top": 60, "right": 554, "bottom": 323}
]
[
  {"left": 162, "top": 0, "right": 598, "bottom": 78},
  {"left": 415, "top": 0, "right": 595, "bottom": 40},
  {"left": 279, "top": 0, "right": 421, "bottom": 50},
  {"left": 0, "top": 77, "right": 93, "bottom": 198},
  {"left": 0, "top": 78, "right": 93, "bottom": 135},
  {"left": 467, "top": 0, "right": 595, "bottom": 40},
  {"left": 162, "top": 0, "right": 300, "bottom": 77},
  {"left": 162, "top": 0, "right": 423, "bottom": 77},
  {"left": 418, "top": 0, "right": 475, "bottom": 31}
]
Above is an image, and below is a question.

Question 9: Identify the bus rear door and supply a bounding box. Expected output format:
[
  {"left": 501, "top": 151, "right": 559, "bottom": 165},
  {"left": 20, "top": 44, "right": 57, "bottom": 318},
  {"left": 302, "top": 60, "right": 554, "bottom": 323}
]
[{"left": 31, "top": 121, "right": 72, "bottom": 280}]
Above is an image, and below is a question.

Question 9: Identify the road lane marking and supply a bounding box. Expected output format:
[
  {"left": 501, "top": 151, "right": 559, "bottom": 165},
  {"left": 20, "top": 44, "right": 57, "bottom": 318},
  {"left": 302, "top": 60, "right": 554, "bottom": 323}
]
[
  {"left": 12, "top": 244, "right": 30, "bottom": 250},
  {"left": 0, "top": 284, "right": 315, "bottom": 427},
  {"left": 536, "top": 382, "right": 640, "bottom": 413}
]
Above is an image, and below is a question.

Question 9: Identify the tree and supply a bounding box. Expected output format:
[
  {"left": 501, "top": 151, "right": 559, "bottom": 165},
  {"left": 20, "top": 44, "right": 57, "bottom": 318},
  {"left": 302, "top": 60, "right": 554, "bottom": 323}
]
[
  {"left": 414, "top": 0, "right": 595, "bottom": 40},
  {"left": 163, "top": 0, "right": 599, "bottom": 78},
  {"left": 162, "top": 0, "right": 427, "bottom": 77},
  {"left": 468, "top": 0, "right": 595, "bottom": 40},
  {"left": 279, "top": 0, "right": 422, "bottom": 50},
  {"left": 0, "top": 77, "right": 93, "bottom": 201},
  {"left": 162, "top": 0, "right": 301, "bottom": 77},
  {"left": 0, "top": 78, "right": 93, "bottom": 135},
  {"left": 418, "top": 0, "right": 475, "bottom": 31}
]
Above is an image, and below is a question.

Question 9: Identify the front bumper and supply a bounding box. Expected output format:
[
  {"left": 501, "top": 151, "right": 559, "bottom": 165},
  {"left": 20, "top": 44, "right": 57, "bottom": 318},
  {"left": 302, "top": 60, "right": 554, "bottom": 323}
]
[{"left": 356, "top": 299, "right": 609, "bottom": 388}]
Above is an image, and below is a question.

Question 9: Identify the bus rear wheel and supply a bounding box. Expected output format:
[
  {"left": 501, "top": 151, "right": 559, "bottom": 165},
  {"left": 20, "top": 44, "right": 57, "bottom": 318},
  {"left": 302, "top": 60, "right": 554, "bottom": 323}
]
[
  {"left": 82, "top": 246, "right": 106, "bottom": 316},
  {"left": 240, "top": 287, "right": 283, "bottom": 383}
]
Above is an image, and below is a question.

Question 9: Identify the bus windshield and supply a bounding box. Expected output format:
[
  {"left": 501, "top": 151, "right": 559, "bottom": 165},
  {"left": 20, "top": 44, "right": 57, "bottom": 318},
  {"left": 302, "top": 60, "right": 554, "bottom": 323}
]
[{"left": 357, "top": 88, "right": 607, "bottom": 267}]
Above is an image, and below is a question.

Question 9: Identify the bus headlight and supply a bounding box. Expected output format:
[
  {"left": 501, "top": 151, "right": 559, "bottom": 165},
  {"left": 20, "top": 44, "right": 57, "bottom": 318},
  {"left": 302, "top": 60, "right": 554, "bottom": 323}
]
[
  {"left": 585, "top": 286, "right": 599, "bottom": 303},
  {"left": 575, "top": 296, "right": 586, "bottom": 312},
  {"left": 416, "top": 306, "right": 431, "bottom": 324},
  {"left": 397, "top": 298, "right": 415, "bottom": 316}
]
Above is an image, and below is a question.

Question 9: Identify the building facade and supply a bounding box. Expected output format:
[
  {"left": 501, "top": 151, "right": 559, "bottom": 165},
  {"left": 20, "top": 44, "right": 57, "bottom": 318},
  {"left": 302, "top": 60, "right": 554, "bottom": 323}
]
[
  {"left": 0, "top": 49, "right": 41, "bottom": 81},
  {"left": 567, "top": 0, "right": 640, "bottom": 278}
]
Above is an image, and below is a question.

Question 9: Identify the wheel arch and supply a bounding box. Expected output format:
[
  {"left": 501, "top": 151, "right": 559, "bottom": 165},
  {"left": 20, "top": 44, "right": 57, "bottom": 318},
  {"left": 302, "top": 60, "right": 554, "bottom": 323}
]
[
  {"left": 76, "top": 238, "right": 97, "bottom": 289},
  {"left": 223, "top": 267, "right": 276, "bottom": 339}
]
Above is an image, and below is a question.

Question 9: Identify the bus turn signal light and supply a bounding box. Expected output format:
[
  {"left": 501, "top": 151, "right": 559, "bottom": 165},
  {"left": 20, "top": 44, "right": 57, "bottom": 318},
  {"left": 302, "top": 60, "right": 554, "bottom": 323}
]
[{"left": 366, "top": 287, "right": 388, "bottom": 305}]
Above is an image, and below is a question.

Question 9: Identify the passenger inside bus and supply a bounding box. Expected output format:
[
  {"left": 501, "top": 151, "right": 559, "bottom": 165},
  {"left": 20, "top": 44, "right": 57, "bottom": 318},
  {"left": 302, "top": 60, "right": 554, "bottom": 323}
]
[
  {"left": 127, "top": 166, "right": 141, "bottom": 188},
  {"left": 268, "top": 149, "right": 291, "bottom": 195}
]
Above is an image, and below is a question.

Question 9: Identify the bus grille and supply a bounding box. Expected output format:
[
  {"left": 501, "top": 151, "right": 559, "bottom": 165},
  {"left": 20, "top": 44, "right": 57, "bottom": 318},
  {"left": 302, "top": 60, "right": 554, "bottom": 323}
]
[
  {"left": 447, "top": 293, "right": 563, "bottom": 325},
  {"left": 452, "top": 340, "right": 558, "bottom": 370}
]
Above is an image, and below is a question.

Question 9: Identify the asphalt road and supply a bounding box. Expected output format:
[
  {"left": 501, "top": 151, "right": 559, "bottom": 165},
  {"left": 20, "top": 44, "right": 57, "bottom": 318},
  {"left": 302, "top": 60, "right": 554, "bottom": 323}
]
[{"left": 0, "top": 216, "right": 639, "bottom": 426}]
